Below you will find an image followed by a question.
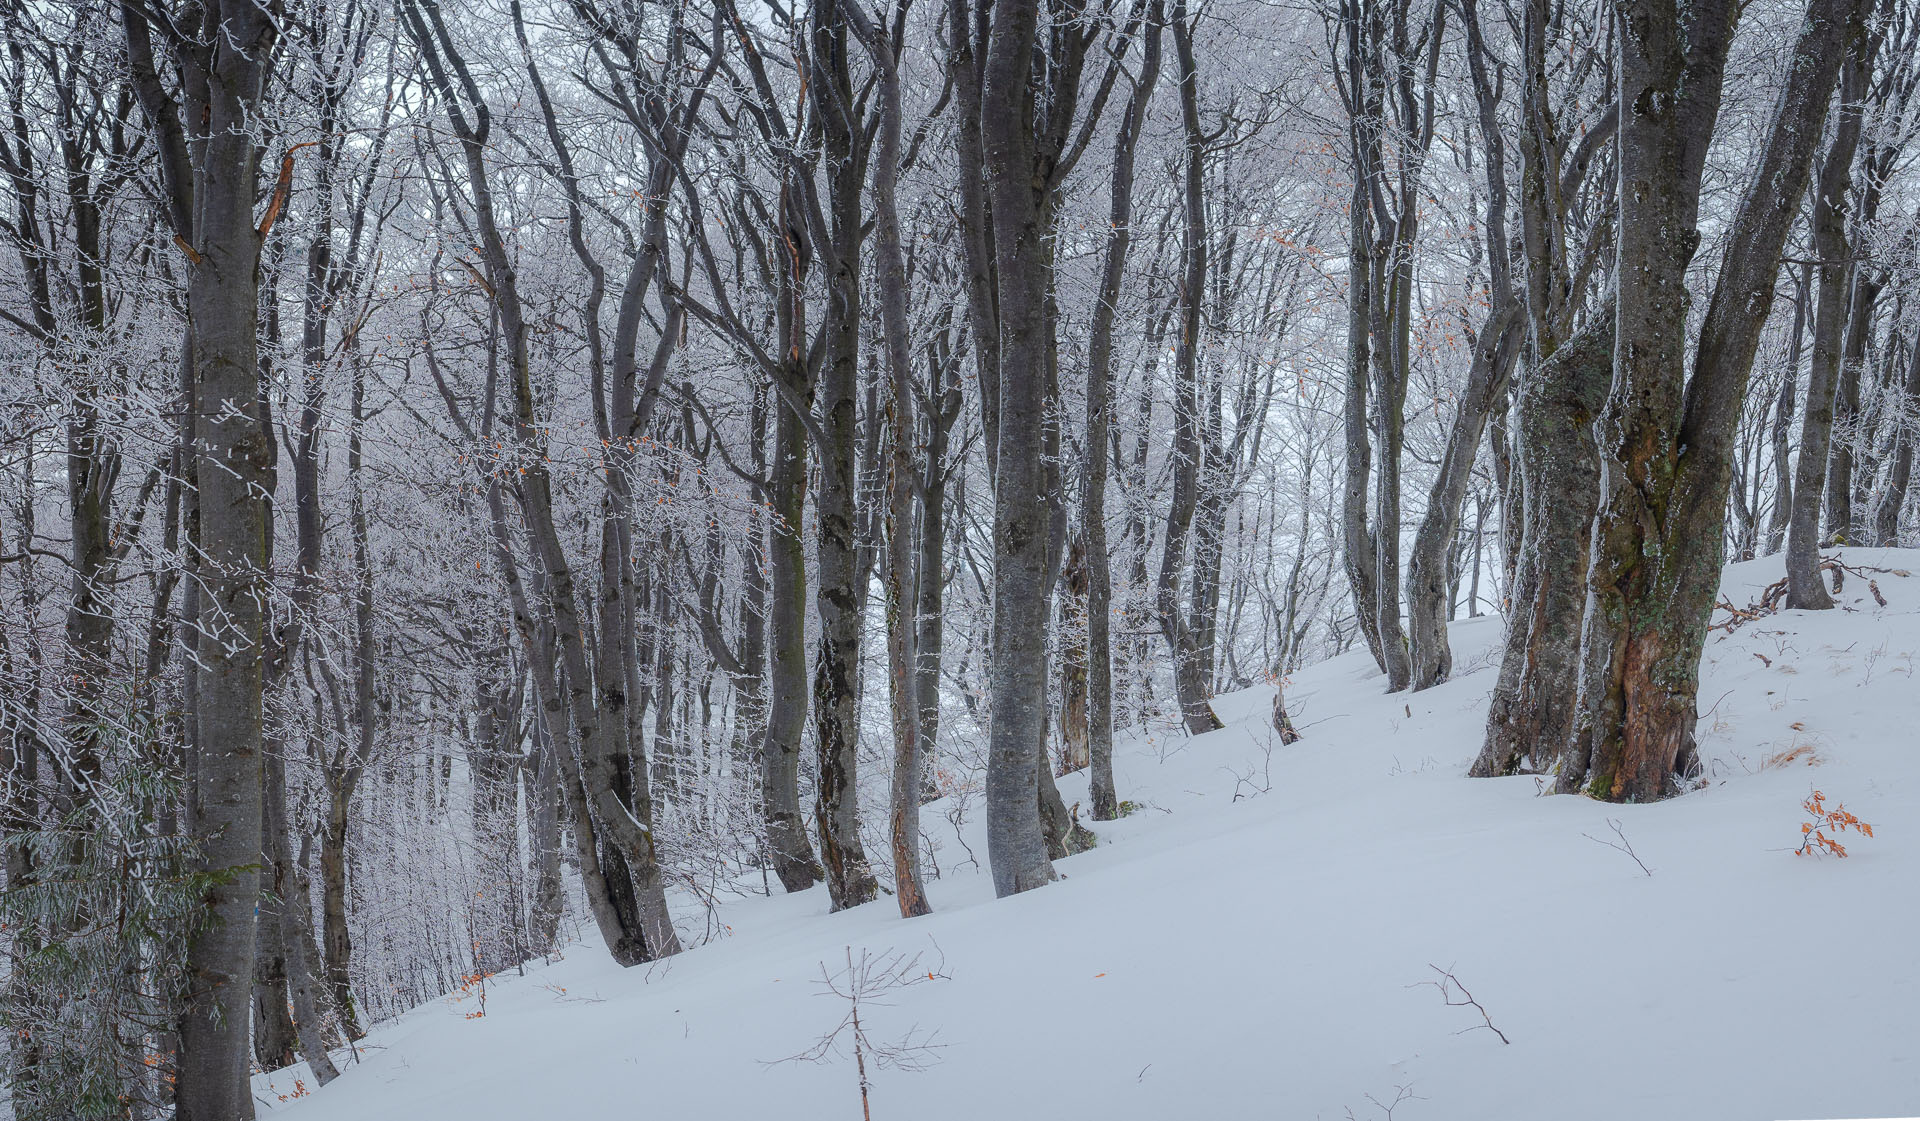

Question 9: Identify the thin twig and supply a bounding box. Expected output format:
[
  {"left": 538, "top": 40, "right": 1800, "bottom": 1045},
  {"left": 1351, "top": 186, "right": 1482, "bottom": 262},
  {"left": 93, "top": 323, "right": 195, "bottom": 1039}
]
[{"left": 1582, "top": 818, "right": 1653, "bottom": 876}]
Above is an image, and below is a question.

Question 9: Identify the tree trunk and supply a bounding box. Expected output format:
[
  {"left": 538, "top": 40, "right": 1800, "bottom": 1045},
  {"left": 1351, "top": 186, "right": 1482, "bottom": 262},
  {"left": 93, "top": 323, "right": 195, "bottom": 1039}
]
[
  {"left": 1083, "top": 2, "right": 1160, "bottom": 821},
  {"left": 977, "top": 0, "right": 1061, "bottom": 897},
  {"left": 808, "top": 0, "right": 880, "bottom": 913},
  {"left": 1158, "top": 2, "right": 1226, "bottom": 734},
  {"left": 847, "top": 4, "right": 932, "bottom": 919},
  {"left": 1786, "top": 38, "right": 1872, "bottom": 608},
  {"left": 764, "top": 373, "right": 824, "bottom": 893},
  {"left": 134, "top": 3, "right": 279, "bottom": 1113},
  {"left": 1568, "top": 0, "right": 1856, "bottom": 800},
  {"left": 1472, "top": 312, "right": 1613, "bottom": 776},
  {"left": 264, "top": 737, "right": 338, "bottom": 1085},
  {"left": 1873, "top": 331, "right": 1920, "bottom": 545},
  {"left": 1765, "top": 269, "right": 1812, "bottom": 554},
  {"left": 916, "top": 334, "right": 963, "bottom": 804}
]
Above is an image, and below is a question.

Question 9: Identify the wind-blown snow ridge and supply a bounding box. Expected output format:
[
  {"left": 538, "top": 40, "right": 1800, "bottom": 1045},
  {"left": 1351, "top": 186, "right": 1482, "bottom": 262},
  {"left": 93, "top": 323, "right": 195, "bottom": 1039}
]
[{"left": 259, "top": 549, "right": 1920, "bottom": 1121}]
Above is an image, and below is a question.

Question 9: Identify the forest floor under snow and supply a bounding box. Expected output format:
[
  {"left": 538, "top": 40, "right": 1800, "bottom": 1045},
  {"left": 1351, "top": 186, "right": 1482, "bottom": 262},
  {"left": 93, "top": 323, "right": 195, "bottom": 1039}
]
[{"left": 257, "top": 549, "right": 1920, "bottom": 1121}]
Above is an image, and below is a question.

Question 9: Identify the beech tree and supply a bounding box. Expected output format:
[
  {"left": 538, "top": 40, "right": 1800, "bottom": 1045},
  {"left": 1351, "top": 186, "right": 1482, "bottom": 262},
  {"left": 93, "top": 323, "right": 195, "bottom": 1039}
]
[{"left": 4, "top": 0, "right": 1918, "bottom": 1109}]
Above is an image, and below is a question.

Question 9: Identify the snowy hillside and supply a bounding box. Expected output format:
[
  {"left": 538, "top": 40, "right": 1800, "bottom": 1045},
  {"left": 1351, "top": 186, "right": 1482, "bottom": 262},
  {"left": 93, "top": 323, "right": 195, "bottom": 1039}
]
[{"left": 256, "top": 551, "right": 1920, "bottom": 1121}]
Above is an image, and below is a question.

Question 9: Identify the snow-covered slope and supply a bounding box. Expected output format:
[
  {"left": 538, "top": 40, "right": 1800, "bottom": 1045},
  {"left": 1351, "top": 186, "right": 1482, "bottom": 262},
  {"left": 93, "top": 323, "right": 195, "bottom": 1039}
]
[{"left": 258, "top": 550, "right": 1920, "bottom": 1121}]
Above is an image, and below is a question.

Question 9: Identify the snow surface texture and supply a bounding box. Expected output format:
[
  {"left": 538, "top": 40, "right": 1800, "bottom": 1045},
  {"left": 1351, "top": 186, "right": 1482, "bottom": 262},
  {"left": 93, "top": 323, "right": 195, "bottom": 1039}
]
[{"left": 257, "top": 550, "right": 1920, "bottom": 1120}]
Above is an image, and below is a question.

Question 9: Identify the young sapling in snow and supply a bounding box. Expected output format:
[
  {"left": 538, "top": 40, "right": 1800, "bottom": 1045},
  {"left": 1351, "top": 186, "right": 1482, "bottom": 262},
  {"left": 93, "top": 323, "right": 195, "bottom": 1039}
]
[{"left": 771, "top": 943, "right": 951, "bottom": 1119}]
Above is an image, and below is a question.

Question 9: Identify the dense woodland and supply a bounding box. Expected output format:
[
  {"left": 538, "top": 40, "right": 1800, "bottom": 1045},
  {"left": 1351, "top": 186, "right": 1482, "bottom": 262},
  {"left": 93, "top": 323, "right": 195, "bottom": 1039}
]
[{"left": 0, "top": 0, "right": 1915, "bottom": 1114}]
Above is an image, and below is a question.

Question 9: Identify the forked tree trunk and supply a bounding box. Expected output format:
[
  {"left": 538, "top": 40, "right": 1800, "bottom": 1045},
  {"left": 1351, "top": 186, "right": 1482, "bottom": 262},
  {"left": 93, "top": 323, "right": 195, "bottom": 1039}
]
[{"left": 1567, "top": 0, "right": 1857, "bottom": 800}]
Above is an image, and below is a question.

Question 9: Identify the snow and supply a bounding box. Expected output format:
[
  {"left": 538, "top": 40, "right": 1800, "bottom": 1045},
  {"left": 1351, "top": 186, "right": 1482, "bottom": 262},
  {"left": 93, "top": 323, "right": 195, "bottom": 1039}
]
[{"left": 257, "top": 549, "right": 1920, "bottom": 1120}]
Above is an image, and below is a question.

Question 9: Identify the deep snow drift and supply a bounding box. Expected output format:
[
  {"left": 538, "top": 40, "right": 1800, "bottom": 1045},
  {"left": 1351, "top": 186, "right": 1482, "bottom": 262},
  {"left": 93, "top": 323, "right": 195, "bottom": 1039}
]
[{"left": 257, "top": 550, "right": 1920, "bottom": 1120}]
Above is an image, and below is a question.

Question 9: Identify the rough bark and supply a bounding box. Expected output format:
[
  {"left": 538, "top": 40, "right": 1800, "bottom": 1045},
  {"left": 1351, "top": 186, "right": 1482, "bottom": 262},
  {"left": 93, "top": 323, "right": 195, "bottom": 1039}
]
[
  {"left": 1569, "top": 0, "right": 1856, "bottom": 800},
  {"left": 808, "top": 0, "right": 880, "bottom": 912},
  {"left": 1472, "top": 312, "right": 1613, "bottom": 777}
]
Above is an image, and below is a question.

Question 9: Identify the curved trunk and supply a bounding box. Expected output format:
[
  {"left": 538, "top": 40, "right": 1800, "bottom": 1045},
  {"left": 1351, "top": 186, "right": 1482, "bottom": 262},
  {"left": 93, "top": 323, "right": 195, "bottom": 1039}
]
[
  {"left": 1158, "top": 4, "right": 1225, "bottom": 734},
  {"left": 1406, "top": 306, "right": 1524, "bottom": 689}
]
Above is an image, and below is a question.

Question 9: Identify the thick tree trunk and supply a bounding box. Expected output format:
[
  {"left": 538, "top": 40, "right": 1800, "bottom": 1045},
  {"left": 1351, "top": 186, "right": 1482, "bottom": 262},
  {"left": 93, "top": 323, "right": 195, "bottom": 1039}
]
[
  {"left": 147, "top": 4, "right": 278, "bottom": 1113},
  {"left": 1568, "top": 0, "right": 1855, "bottom": 800},
  {"left": 977, "top": 0, "right": 1060, "bottom": 897}
]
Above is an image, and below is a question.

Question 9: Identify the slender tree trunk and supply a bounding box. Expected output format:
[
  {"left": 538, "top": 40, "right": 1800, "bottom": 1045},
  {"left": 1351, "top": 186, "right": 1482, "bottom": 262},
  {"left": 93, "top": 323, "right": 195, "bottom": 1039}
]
[
  {"left": 764, "top": 373, "right": 824, "bottom": 892},
  {"left": 1766, "top": 269, "right": 1812, "bottom": 553},
  {"left": 1406, "top": 0, "right": 1520, "bottom": 689},
  {"left": 915, "top": 334, "right": 962, "bottom": 805},
  {"left": 1158, "top": 2, "right": 1225, "bottom": 734},
  {"left": 847, "top": 5, "right": 931, "bottom": 919},
  {"left": 263, "top": 735, "right": 338, "bottom": 1085},
  {"left": 1787, "top": 40, "right": 1872, "bottom": 608},
  {"left": 1081, "top": 7, "right": 1159, "bottom": 819},
  {"left": 805, "top": 0, "right": 880, "bottom": 913},
  {"left": 1873, "top": 332, "right": 1920, "bottom": 544}
]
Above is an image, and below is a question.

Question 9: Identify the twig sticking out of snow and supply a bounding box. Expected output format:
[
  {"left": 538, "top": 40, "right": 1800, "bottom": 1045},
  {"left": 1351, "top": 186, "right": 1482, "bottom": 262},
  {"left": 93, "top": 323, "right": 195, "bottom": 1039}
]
[
  {"left": 1414, "top": 965, "right": 1510, "bottom": 1045},
  {"left": 1582, "top": 817, "right": 1653, "bottom": 876},
  {"left": 768, "top": 942, "right": 952, "bottom": 1120},
  {"left": 1345, "top": 1083, "right": 1423, "bottom": 1120}
]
